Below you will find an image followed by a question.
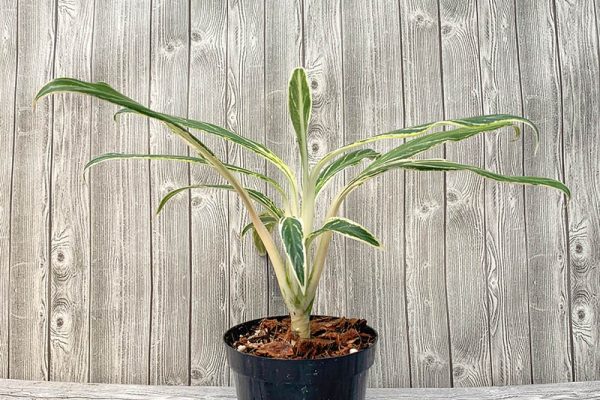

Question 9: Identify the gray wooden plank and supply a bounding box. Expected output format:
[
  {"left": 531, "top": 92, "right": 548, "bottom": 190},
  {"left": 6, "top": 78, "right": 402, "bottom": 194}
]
[
  {"left": 476, "top": 0, "right": 532, "bottom": 385},
  {"left": 303, "top": 0, "right": 346, "bottom": 318},
  {"left": 226, "top": 0, "right": 268, "bottom": 328},
  {"left": 398, "top": 0, "right": 451, "bottom": 388},
  {"left": 89, "top": 0, "right": 152, "bottom": 384},
  {"left": 49, "top": 0, "right": 94, "bottom": 383},
  {"left": 438, "top": 0, "right": 492, "bottom": 388},
  {"left": 514, "top": 0, "right": 572, "bottom": 384},
  {"left": 148, "top": 0, "right": 190, "bottom": 386},
  {"left": 342, "top": 0, "right": 410, "bottom": 388},
  {"left": 0, "top": 0, "right": 17, "bottom": 379},
  {"left": 9, "top": 0, "right": 56, "bottom": 381},
  {"left": 2, "top": 380, "right": 600, "bottom": 400},
  {"left": 188, "top": 0, "right": 229, "bottom": 386},
  {"left": 555, "top": 0, "right": 600, "bottom": 382},
  {"left": 264, "top": 0, "right": 302, "bottom": 317}
]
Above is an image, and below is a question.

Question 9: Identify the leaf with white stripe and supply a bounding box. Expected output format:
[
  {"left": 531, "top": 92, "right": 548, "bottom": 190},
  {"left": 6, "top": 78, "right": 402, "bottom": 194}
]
[
  {"left": 307, "top": 217, "right": 381, "bottom": 248},
  {"left": 157, "top": 184, "right": 284, "bottom": 218},
  {"left": 35, "top": 78, "right": 296, "bottom": 184},
  {"left": 279, "top": 216, "right": 307, "bottom": 289},
  {"left": 350, "top": 158, "right": 571, "bottom": 199},
  {"left": 315, "top": 148, "right": 379, "bottom": 194},
  {"left": 288, "top": 67, "right": 312, "bottom": 168}
]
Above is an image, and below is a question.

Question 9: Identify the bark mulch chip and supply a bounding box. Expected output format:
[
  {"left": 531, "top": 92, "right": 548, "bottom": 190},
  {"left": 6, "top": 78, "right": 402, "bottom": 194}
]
[{"left": 232, "top": 316, "right": 376, "bottom": 359}]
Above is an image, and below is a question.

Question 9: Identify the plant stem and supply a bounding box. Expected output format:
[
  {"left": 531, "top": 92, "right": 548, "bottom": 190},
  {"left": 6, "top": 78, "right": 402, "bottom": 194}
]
[{"left": 290, "top": 307, "right": 311, "bottom": 339}]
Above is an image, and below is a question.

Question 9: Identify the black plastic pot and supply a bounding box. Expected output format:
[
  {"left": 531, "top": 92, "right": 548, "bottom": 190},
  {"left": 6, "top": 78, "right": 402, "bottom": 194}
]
[{"left": 223, "top": 315, "right": 378, "bottom": 400}]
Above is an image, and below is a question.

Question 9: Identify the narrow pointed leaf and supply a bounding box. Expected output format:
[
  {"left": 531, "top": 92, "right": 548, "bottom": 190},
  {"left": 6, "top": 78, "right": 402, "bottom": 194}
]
[
  {"left": 158, "top": 184, "right": 284, "bottom": 217},
  {"left": 85, "top": 152, "right": 285, "bottom": 195},
  {"left": 279, "top": 216, "right": 307, "bottom": 288},
  {"left": 315, "top": 149, "right": 379, "bottom": 193},
  {"left": 35, "top": 78, "right": 295, "bottom": 183},
  {"left": 351, "top": 159, "right": 570, "bottom": 198},
  {"left": 365, "top": 116, "right": 534, "bottom": 171},
  {"left": 288, "top": 68, "right": 312, "bottom": 166},
  {"left": 316, "top": 114, "right": 537, "bottom": 172},
  {"left": 307, "top": 217, "right": 381, "bottom": 248}
]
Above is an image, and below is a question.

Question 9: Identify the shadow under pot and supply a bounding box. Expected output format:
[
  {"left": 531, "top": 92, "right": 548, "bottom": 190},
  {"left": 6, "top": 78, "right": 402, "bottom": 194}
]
[{"left": 223, "top": 315, "right": 378, "bottom": 400}]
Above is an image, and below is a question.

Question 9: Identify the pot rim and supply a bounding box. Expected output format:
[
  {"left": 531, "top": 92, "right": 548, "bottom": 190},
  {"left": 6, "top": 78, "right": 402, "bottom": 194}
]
[{"left": 222, "top": 314, "right": 379, "bottom": 362}]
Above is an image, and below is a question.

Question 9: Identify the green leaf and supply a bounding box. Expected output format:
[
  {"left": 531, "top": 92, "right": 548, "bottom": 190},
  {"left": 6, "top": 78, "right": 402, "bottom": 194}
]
[
  {"left": 365, "top": 115, "right": 532, "bottom": 171},
  {"left": 85, "top": 152, "right": 285, "bottom": 196},
  {"left": 35, "top": 78, "right": 295, "bottom": 184},
  {"left": 288, "top": 68, "right": 312, "bottom": 168},
  {"left": 279, "top": 216, "right": 307, "bottom": 288},
  {"left": 158, "top": 184, "right": 284, "bottom": 217},
  {"left": 315, "top": 149, "right": 379, "bottom": 194},
  {"left": 86, "top": 153, "right": 206, "bottom": 171},
  {"left": 241, "top": 213, "right": 279, "bottom": 237},
  {"left": 353, "top": 159, "right": 570, "bottom": 198},
  {"left": 315, "top": 114, "right": 537, "bottom": 173},
  {"left": 307, "top": 217, "right": 381, "bottom": 248},
  {"left": 252, "top": 229, "right": 267, "bottom": 257},
  {"left": 241, "top": 213, "right": 279, "bottom": 257}
]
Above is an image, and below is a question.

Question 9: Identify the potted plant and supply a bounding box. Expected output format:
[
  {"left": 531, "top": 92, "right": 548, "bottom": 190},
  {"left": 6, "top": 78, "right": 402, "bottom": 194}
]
[{"left": 36, "top": 68, "right": 569, "bottom": 400}]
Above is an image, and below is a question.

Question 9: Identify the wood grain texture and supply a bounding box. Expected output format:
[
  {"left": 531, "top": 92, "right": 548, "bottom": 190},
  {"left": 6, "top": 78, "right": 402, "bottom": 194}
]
[
  {"left": 2, "top": 0, "right": 600, "bottom": 388},
  {"left": 226, "top": 0, "right": 268, "bottom": 331},
  {"left": 9, "top": 0, "right": 56, "bottom": 380},
  {"left": 303, "top": 0, "right": 346, "bottom": 318},
  {"left": 514, "top": 0, "right": 572, "bottom": 384},
  {"left": 439, "top": 0, "right": 492, "bottom": 388},
  {"left": 188, "top": 0, "right": 229, "bottom": 386},
  {"left": 148, "top": 0, "right": 190, "bottom": 386},
  {"left": 89, "top": 0, "right": 152, "bottom": 384},
  {"left": 2, "top": 379, "right": 600, "bottom": 400},
  {"left": 0, "top": 0, "right": 17, "bottom": 379},
  {"left": 264, "top": 0, "right": 302, "bottom": 317},
  {"left": 555, "top": 0, "right": 600, "bottom": 382},
  {"left": 399, "top": 0, "right": 451, "bottom": 388},
  {"left": 50, "top": 0, "right": 94, "bottom": 383},
  {"left": 476, "top": 0, "right": 532, "bottom": 385},
  {"left": 342, "top": 0, "right": 410, "bottom": 388}
]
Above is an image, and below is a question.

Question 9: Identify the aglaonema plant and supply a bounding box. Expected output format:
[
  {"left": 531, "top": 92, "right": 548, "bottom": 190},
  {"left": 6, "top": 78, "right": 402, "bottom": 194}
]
[{"left": 36, "top": 68, "right": 570, "bottom": 339}]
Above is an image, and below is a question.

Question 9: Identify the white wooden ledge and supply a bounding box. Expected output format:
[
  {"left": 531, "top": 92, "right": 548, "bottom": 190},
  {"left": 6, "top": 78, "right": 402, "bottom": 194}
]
[{"left": 0, "top": 379, "right": 599, "bottom": 399}]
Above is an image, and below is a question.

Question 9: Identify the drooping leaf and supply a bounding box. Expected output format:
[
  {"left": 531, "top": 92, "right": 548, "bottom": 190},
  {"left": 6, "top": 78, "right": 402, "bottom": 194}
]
[
  {"left": 242, "top": 212, "right": 278, "bottom": 257},
  {"left": 316, "top": 114, "right": 537, "bottom": 173},
  {"left": 350, "top": 158, "right": 570, "bottom": 199},
  {"left": 279, "top": 216, "right": 307, "bottom": 289},
  {"left": 241, "top": 213, "right": 279, "bottom": 237},
  {"left": 315, "top": 149, "right": 379, "bottom": 194},
  {"left": 288, "top": 68, "right": 312, "bottom": 168},
  {"left": 85, "top": 152, "right": 285, "bottom": 195},
  {"left": 307, "top": 217, "right": 381, "bottom": 248},
  {"left": 35, "top": 78, "right": 296, "bottom": 184},
  {"left": 157, "top": 184, "right": 284, "bottom": 218},
  {"left": 365, "top": 116, "right": 531, "bottom": 171}
]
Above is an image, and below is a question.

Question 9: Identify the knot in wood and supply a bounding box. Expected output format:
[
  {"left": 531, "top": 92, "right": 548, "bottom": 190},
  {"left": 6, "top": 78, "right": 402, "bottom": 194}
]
[
  {"left": 441, "top": 24, "right": 453, "bottom": 36},
  {"left": 453, "top": 364, "right": 466, "bottom": 379},
  {"left": 447, "top": 190, "right": 459, "bottom": 203},
  {"left": 191, "top": 31, "right": 202, "bottom": 42}
]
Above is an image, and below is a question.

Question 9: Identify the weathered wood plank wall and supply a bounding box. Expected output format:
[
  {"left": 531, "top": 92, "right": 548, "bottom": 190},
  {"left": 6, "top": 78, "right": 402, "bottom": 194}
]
[{"left": 0, "top": 0, "right": 598, "bottom": 388}]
